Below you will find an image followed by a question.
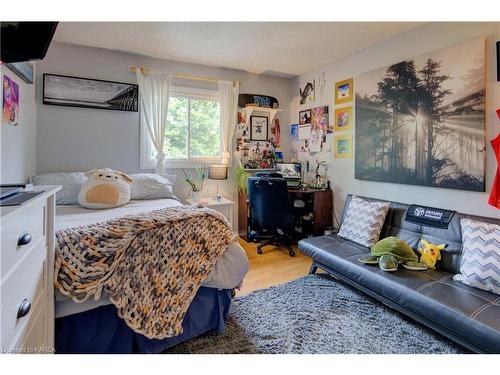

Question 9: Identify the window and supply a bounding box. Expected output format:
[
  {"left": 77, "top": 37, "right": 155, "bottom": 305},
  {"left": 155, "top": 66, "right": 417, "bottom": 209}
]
[{"left": 141, "top": 87, "right": 221, "bottom": 168}]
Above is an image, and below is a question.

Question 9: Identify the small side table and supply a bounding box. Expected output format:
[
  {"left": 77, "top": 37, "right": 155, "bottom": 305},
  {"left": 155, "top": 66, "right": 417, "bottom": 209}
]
[{"left": 186, "top": 196, "right": 234, "bottom": 227}]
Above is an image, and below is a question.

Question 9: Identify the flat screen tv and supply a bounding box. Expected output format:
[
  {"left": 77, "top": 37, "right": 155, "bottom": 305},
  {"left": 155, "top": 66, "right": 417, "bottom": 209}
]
[{"left": 1, "top": 22, "right": 58, "bottom": 63}]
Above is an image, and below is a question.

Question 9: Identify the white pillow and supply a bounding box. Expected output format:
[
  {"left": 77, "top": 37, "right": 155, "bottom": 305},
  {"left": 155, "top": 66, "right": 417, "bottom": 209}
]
[
  {"left": 453, "top": 219, "right": 500, "bottom": 295},
  {"left": 129, "top": 173, "right": 177, "bottom": 200},
  {"left": 338, "top": 196, "right": 390, "bottom": 248},
  {"left": 78, "top": 169, "right": 133, "bottom": 209},
  {"left": 33, "top": 172, "right": 87, "bottom": 205}
]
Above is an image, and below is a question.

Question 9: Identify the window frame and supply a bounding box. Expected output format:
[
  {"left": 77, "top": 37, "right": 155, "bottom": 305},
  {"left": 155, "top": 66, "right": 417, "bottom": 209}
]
[{"left": 140, "top": 86, "right": 222, "bottom": 169}]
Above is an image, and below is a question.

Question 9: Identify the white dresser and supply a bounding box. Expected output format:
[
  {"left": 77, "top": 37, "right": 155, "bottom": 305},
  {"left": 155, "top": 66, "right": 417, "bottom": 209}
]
[{"left": 0, "top": 186, "right": 60, "bottom": 353}]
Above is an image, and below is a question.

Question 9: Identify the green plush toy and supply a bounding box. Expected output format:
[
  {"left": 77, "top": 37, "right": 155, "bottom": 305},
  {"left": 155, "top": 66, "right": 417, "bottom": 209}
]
[{"left": 358, "top": 236, "right": 428, "bottom": 272}]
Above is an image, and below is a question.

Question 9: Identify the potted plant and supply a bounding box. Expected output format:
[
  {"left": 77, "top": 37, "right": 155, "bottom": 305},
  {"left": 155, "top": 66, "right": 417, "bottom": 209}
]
[
  {"left": 235, "top": 163, "right": 250, "bottom": 195},
  {"left": 182, "top": 166, "right": 207, "bottom": 202}
]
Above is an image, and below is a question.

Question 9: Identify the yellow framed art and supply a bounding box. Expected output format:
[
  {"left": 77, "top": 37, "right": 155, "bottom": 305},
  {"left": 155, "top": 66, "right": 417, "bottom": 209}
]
[
  {"left": 334, "top": 78, "right": 353, "bottom": 105},
  {"left": 334, "top": 134, "right": 353, "bottom": 159},
  {"left": 334, "top": 106, "right": 353, "bottom": 131}
]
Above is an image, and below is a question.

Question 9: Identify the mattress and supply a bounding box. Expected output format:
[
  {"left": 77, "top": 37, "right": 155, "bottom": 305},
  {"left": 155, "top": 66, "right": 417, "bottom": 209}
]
[{"left": 55, "top": 199, "right": 249, "bottom": 318}]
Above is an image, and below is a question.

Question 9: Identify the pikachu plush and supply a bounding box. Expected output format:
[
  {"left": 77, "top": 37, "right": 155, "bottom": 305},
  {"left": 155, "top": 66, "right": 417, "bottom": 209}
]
[{"left": 418, "top": 239, "right": 447, "bottom": 269}]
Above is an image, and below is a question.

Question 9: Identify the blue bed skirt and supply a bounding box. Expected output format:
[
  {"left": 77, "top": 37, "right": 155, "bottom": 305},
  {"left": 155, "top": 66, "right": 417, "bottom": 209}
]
[{"left": 55, "top": 287, "right": 232, "bottom": 353}]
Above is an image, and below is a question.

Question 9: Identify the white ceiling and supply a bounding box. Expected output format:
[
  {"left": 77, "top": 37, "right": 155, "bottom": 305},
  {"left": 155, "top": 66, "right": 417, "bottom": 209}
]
[{"left": 53, "top": 22, "right": 424, "bottom": 77}]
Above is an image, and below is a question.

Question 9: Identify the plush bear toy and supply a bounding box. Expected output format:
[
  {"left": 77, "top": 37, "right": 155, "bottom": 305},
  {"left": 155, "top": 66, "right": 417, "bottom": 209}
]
[
  {"left": 418, "top": 239, "right": 447, "bottom": 269},
  {"left": 78, "top": 168, "right": 133, "bottom": 209}
]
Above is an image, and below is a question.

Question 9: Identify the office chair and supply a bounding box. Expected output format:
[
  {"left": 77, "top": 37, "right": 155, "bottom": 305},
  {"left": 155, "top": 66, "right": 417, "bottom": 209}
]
[{"left": 247, "top": 173, "right": 296, "bottom": 257}]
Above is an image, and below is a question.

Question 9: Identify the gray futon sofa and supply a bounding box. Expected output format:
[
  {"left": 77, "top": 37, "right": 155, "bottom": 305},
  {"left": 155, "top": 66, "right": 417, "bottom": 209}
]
[{"left": 298, "top": 194, "right": 500, "bottom": 353}]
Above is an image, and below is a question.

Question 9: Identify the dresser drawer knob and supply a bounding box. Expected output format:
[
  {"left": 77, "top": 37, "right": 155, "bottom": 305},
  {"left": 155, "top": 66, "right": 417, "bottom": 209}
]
[
  {"left": 17, "top": 232, "right": 32, "bottom": 246},
  {"left": 17, "top": 299, "right": 31, "bottom": 319}
]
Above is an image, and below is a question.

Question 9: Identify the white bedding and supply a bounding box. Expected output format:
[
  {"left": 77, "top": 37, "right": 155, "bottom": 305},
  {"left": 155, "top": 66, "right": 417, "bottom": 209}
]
[{"left": 55, "top": 199, "right": 249, "bottom": 318}]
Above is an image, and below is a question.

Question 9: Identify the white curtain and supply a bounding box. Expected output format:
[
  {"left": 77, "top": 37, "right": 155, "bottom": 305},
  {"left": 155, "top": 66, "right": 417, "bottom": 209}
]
[
  {"left": 136, "top": 70, "right": 171, "bottom": 173},
  {"left": 218, "top": 80, "right": 239, "bottom": 166}
]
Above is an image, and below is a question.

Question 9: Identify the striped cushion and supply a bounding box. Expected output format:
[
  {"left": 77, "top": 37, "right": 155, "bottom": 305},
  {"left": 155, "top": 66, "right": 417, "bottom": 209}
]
[
  {"left": 338, "top": 196, "right": 390, "bottom": 248},
  {"left": 453, "top": 218, "right": 500, "bottom": 295}
]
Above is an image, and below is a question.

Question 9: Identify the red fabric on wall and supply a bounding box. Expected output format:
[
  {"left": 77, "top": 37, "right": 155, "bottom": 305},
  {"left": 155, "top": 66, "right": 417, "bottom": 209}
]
[{"left": 489, "top": 132, "right": 500, "bottom": 209}]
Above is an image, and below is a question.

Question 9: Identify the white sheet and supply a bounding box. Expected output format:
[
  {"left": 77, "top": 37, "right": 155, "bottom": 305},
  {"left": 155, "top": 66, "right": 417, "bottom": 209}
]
[{"left": 55, "top": 199, "right": 249, "bottom": 318}]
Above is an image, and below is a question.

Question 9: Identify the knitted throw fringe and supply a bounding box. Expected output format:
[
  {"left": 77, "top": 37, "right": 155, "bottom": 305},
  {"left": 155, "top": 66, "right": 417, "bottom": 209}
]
[{"left": 54, "top": 205, "right": 236, "bottom": 339}]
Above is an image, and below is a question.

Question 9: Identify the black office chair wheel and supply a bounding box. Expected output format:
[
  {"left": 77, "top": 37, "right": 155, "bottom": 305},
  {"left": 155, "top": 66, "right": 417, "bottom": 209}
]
[
  {"left": 256, "top": 248, "right": 263, "bottom": 255},
  {"left": 288, "top": 250, "right": 296, "bottom": 257}
]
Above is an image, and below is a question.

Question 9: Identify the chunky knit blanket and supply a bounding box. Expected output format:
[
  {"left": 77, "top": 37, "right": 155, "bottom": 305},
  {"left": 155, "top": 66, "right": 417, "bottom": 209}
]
[{"left": 54, "top": 205, "right": 235, "bottom": 339}]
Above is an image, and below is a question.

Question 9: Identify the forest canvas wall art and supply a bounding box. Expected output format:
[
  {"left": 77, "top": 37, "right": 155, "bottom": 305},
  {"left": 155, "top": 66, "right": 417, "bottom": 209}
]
[{"left": 355, "top": 37, "right": 485, "bottom": 192}]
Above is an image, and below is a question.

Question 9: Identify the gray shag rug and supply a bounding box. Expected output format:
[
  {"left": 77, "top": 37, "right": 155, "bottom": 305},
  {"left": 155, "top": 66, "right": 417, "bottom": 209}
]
[{"left": 166, "top": 274, "right": 466, "bottom": 354}]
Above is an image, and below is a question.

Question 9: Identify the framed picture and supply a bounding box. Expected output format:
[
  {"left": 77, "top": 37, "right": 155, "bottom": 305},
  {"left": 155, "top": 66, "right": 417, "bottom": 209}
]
[
  {"left": 250, "top": 115, "right": 269, "bottom": 141},
  {"left": 355, "top": 37, "right": 485, "bottom": 192},
  {"left": 299, "top": 80, "right": 315, "bottom": 104},
  {"left": 2, "top": 75, "right": 20, "bottom": 126},
  {"left": 334, "top": 78, "right": 354, "bottom": 105},
  {"left": 299, "top": 109, "right": 311, "bottom": 125},
  {"left": 5, "top": 62, "right": 34, "bottom": 84},
  {"left": 334, "top": 134, "right": 353, "bottom": 159},
  {"left": 334, "top": 106, "right": 353, "bottom": 131},
  {"left": 43, "top": 73, "right": 138, "bottom": 112}
]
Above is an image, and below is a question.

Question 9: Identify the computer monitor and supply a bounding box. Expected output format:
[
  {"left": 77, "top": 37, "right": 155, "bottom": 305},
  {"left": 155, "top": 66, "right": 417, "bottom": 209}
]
[{"left": 276, "top": 163, "right": 302, "bottom": 181}]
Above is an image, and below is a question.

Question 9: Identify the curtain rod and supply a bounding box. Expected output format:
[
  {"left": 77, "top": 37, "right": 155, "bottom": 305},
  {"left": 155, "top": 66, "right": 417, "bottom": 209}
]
[{"left": 130, "top": 65, "right": 239, "bottom": 85}]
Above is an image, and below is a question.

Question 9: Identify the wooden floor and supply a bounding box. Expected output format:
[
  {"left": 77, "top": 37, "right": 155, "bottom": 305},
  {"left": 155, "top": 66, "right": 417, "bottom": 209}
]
[{"left": 236, "top": 237, "right": 312, "bottom": 296}]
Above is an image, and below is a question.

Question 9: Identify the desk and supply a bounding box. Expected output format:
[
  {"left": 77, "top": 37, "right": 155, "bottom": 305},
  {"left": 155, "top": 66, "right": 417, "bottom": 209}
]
[{"left": 238, "top": 188, "right": 333, "bottom": 242}]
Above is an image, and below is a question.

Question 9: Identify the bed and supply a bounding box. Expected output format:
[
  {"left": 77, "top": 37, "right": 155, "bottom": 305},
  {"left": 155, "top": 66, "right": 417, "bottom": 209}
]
[{"left": 53, "top": 198, "right": 249, "bottom": 353}]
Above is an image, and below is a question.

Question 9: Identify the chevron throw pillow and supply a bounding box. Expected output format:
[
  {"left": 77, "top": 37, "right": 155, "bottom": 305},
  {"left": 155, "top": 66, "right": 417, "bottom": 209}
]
[
  {"left": 453, "top": 219, "right": 500, "bottom": 295},
  {"left": 338, "top": 196, "right": 390, "bottom": 248}
]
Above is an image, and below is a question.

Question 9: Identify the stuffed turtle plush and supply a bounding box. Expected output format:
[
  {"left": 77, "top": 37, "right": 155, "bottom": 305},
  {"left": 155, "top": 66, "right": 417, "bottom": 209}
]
[{"left": 358, "top": 236, "right": 428, "bottom": 272}]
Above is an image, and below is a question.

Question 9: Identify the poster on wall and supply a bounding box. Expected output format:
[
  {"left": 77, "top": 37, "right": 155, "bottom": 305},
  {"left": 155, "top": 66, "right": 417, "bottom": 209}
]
[
  {"left": 290, "top": 124, "right": 299, "bottom": 140},
  {"left": 298, "top": 124, "right": 311, "bottom": 140},
  {"left": 334, "top": 78, "right": 353, "bottom": 105},
  {"left": 2, "top": 75, "right": 20, "bottom": 126},
  {"left": 310, "top": 128, "right": 322, "bottom": 152},
  {"left": 334, "top": 134, "right": 353, "bottom": 159},
  {"left": 334, "top": 106, "right": 353, "bottom": 131},
  {"left": 355, "top": 37, "right": 485, "bottom": 192},
  {"left": 311, "top": 105, "right": 331, "bottom": 133},
  {"left": 299, "top": 79, "right": 315, "bottom": 105}
]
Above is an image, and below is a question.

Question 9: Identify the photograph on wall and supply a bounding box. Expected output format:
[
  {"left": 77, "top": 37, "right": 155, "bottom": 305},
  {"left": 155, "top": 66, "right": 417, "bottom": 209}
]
[
  {"left": 238, "top": 111, "right": 246, "bottom": 124},
  {"left": 269, "top": 118, "right": 281, "bottom": 147},
  {"left": 250, "top": 115, "right": 269, "bottom": 141},
  {"left": 334, "top": 78, "right": 353, "bottom": 105},
  {"left": 298, "top": 124, "right": 311, "bottom": 140},
  {"left": 299, "top": 79, "right": 315, "bottom": 104},
  {"left": 355, "top": 37, "right": 485, "bottom": 192},
  {"left": 310, "top": 128, "right": 322, "bottom": 153},
  {"left": 2, "top": 75, "right": 19, "bottom": 126},
  {"left": 334, "top": 106, "right": 353, "bottom": 131},
  {"left": 334, "top": 134, "right": 353, "bottom": 159},
  {"left": 311, "top": 105, "right": 331, "bottom": 133},
  {"left": 290, "top": 124, "right": 299, "bottom": 140},
  {"left": 299, "top": 109, "right": 311, "bottom": 125},
  {"left": 43, "top": 73, "right": 139, "bottom": 112}
]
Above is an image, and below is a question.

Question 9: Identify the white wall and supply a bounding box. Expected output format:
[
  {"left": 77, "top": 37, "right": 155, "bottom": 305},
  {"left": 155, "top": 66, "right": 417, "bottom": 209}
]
[
  {"left": 35, "top": 42, "right": 293, "bottom": 227},
  {"left": 291, "top": 22, "right": 500, "bottom": 219},
  {"left": 0, "top": 65, "right": 37, "bottom": 184}
]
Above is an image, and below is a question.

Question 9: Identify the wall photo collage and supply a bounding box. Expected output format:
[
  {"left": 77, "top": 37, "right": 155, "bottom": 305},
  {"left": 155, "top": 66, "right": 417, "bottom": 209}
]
[{"left": 292, "top": 73, "right": 354, "bottom": 186}]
